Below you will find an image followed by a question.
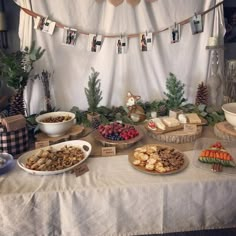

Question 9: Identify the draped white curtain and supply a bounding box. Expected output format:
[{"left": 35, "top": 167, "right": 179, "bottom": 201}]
[
  {"left": 14, "top": 0, "right": 32, "bottom": 50},
  {"left": 16, "top": 0, "right": 224, "bottom": 114},
  {"left": 14, "top": 0, "right": 35, "bottom": 115}
]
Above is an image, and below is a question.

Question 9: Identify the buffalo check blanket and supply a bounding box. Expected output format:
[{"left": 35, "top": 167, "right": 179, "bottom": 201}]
[{"left": 0, "top": 125, "right": 29, "bottom": 156}]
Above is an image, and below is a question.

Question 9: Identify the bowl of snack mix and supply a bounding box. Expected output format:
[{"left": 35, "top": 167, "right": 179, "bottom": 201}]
[{"left": 36, "top": 111, "right": 76, "bottom": 137}]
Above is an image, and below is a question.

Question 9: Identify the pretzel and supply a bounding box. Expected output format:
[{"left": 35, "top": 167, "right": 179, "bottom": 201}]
[{"left": 25, "top": 145, "right": 85, "bottom": 171}]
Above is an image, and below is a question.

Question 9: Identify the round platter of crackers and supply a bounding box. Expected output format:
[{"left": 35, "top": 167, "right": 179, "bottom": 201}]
[{"left": 128, "top": 144, "right": 189, "bottom": 175}]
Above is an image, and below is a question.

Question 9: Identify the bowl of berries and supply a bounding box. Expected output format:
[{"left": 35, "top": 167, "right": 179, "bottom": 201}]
[{"left": 94, "top": 122, "right": 144, "bottom": 149}]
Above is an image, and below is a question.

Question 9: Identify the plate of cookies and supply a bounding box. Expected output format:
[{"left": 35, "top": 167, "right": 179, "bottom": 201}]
[{"left": 128, "top": 144, "right": 189, "bottom": 175}]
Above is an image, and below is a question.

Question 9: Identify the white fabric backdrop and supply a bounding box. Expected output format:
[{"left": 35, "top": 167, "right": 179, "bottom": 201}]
[{"left": 16, "top": 0, "right": 224, "bottom": 114}]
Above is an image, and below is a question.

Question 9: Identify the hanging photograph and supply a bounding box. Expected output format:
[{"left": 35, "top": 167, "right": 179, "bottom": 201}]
[
  {"left": 190, "top": 14, "right": 203, "bottom": 34},
  {"left": 41, "top": 18, "right": 56, "bottom": 35},
  {"left": 139, "top": 32, "right": 152, "bottom": 51},
  {"left": 170, "top": 24, "right": 180, "bottom": 43},
  {"left": 224, "top": 7, "right": 236, "bottom": 43},
  {"left": 63, "top": 27, "right": 78, "bottom": 46},
  {"left": 116, "top": 36, "right": 128, "bottom": 54},
  {"left": 34, "top": 16, "right": 47, "bottom": 31},
  {"left": 88, "top": 34, "right": 102, "bottom": 52},
  {"left": 34, "top": 16, "right": 56, "bottom": 35}
]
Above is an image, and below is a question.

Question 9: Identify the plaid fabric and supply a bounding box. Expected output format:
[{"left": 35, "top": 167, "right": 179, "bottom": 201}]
[{"left": 0, "top": 126, "right": 29, "bottom": 156}]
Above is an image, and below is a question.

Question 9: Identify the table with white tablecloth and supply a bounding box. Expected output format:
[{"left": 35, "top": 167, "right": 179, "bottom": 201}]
[{"left": 0, "top": 151, "right": 236, "bottom": 236}]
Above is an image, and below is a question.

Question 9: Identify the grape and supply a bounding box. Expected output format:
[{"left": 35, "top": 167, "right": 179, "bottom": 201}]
[{"left": 98, "top": 122, "right": 139, "bottom": 141}]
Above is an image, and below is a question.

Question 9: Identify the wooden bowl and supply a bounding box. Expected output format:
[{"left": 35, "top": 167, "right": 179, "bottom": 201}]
[{"left": 93, "top": 126, "right": 144, "bottom": 150}]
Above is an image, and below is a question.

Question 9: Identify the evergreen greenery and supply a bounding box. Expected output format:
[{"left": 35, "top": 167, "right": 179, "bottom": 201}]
[
  {"left": 0, "top": 41, "right": 45, "bottom": 90},
  {"left": 85, "top": 68, "right": 103, "bottom": 114},
  {"left": 181, "top": 103, "right": 225, "bottom": 126},
  {"left": 164, "top": 73, "right": 187, "bottom": 110}
]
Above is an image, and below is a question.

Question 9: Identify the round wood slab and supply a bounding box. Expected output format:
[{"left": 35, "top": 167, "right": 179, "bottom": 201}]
[
  {"left": 214, "top": 121, "right": 236, "bottom": 141},
  {"left": 146, "top": 126, "right": 203, "bottom": 144},
  {"left": 35, "top": 125, "right": 84, "bottom": 144}
]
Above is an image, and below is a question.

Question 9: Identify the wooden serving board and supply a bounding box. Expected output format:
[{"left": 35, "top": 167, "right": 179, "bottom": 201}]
[
  {"left": 35, "top": 125, "right": 84, "bottom": 144},
  {"left": 145, "top": 125, "right": 203, "bottom": 144},
  {"left": 145, "top": 123, "right": 183, "bottom": 134},
  {"left": 145, "top": 116, "right": 207, "bottom": 135},
  {"left": 214, "top": 121, "right": 236, "bottom": 141}
]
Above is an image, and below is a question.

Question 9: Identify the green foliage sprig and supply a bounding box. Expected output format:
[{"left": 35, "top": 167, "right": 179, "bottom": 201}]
[
  {"left": 0, "top": 41, "right": 45, "bottom": 90},
  {"left": 182, "top": 103, "right": 225, "bottom": 125},
  {"left": 164, "top": 73, "right": 187, "bottom": 110},
  {"left": 84, "top": 67, "right": 103, "bottom": 114}
]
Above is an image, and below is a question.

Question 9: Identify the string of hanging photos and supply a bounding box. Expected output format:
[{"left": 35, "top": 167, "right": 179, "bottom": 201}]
[{"left": 19, "top": 1, "right": 223, "bottom": 53}]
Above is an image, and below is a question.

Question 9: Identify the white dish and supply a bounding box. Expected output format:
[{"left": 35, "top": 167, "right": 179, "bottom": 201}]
[
  {"left": 222, "top": 103, "right": 236, "bottom": 130},
  {"left": 36, "top": 111, "right": 76, "bottom": 137},
  {"left": 193, "top": 138, "right": 236, "bottom": 175},
  {"left": 17, "top": 140, "right": 92, "bottom": 175}
]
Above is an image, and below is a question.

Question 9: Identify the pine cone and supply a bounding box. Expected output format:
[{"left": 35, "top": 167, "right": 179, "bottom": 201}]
[
  {"left": 91, "top": 118, "right": 101, "bottom": 129},
  {"left": 157, "top": 104, "right": 167, "bottom": 116},
  {"left": 195, "top": 82, "right": 208, "bottom": 106},
  {"left": 9, "top": 89, "right": 25, "bottom": 116}
]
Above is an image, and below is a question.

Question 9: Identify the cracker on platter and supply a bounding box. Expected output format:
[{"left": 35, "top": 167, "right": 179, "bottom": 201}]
[{"left": 132, "top": 144, "right": 185, "bottom": 173}]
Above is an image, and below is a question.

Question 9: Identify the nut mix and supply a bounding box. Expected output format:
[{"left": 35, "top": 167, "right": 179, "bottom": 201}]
[
  {"left": 25, "top": 145, "right": 85, "bottom": 171},
  {"left": 40, "top": 115, "right": 72, "bottom": 123},
  {"left": 132, "top": 144, "right": 185, "bottom": 173}
]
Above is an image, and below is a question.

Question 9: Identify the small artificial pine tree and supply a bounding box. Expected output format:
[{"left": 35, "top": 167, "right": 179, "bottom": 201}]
[
  {"left": 164, "top": 73, "right": 187, "bottom": 110},
  {"left": 85, "top": 67, "right": 103, "bottom": 114},
  {"left": 195, "top": 82, "right": 208, "bottom": 106}
]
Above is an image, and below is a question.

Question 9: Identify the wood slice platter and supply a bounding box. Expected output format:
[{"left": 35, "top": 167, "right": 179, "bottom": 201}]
[
  {"left": 214, "top": 121, "right": 236, "bottom": 141},
  {"left": 35, "top": 125, "right": 84, "bottom": 144},
  {"left": 146, "top": 126, "right": 203, "bottom": 144}
]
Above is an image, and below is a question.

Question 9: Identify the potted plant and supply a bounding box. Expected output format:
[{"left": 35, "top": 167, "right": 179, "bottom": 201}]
[
  {"left": 84, "top": 67, "right": 103, "bottom": 121},
  {"left": 0, "top": 41, "right": 45, "bottom": 116},
  {"left": 164, "top": 72, "right": 187, "bottom": 117}
]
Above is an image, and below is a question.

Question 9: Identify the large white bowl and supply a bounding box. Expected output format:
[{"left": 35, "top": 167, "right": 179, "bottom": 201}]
[
  {"left": 222, "top": 103, "right": 236, "bottom": 130},
  {"left": 36, "top": 111, "right": 76, "bottom": 137}
]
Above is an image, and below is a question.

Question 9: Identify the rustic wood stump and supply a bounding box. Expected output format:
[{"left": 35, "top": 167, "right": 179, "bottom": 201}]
[
  {"left": 214, "top": 121, "right": 236, "bottom": 141},
  {"left": 146, "top": 126, "right": 203, "bottom": 144},
  {"left": 35, "top": 125, "right": 84, "bottom": 144}
]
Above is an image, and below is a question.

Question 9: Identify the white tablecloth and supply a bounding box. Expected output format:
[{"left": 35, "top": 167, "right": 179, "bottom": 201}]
[{"left": 0, "top": 151, "right": 236, "bottom": 236}]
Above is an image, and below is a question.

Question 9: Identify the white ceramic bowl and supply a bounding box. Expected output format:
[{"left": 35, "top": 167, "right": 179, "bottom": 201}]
[
  {"left": 36, "top": 111, "right": 76, "bottom": 137},
  {"left": 222, "top": 103, "right": 236, "bottom": 130}
]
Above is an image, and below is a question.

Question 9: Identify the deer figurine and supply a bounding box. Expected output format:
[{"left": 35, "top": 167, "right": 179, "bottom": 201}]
[{"left": 126, "top": 91, "right": 146, "bottom": 122}]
